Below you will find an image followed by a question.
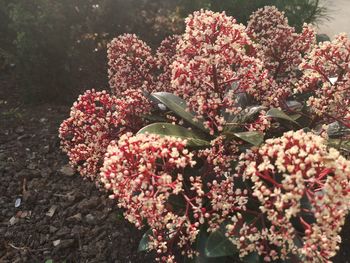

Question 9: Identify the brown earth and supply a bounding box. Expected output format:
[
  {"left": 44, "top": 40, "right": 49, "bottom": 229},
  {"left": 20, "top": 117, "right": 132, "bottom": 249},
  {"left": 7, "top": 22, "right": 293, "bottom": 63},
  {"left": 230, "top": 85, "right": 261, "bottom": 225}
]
[{"left": 0, "top": 75, "right": 153, "bottom": 262}]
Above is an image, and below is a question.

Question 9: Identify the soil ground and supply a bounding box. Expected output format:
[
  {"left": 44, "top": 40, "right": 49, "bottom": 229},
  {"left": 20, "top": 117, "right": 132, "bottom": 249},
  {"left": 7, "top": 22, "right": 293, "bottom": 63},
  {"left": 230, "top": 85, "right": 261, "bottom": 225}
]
[
  {"left": 0, "top": 74, "right": 349, "bottom": 262},
  {"left": 0, "top": 75, "right": 152, "bottom": 262}
]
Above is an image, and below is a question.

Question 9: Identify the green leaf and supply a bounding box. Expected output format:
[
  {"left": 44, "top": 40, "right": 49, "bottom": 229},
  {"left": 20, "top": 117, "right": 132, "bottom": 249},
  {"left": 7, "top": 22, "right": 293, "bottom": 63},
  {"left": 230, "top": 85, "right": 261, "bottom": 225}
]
[
  {"left": 45, "top": 260, "right": 53, "bottom": 263},
  {"left": 327, "top": 122, "right": 350, "bottom": 138},
  {"left": 328, "top": 138, "right": 350, "bottom": 153},
  {"left": 138, "top": 229, "right": 152, "bottom": 252},
  {"left": 290, "top": 114, "right": 302, "bottom": 121},
  {"left": 151, "top": 92, "right": 208, "bottom": 132},
  {"left": 223, "top": 106, "right": 266, "bottom": 132},
  {"left": 185, "top": 230, "right": 229, "bottom": 263},
  {"left": 205, "top": 226, "right": 237, "bottom": 258},
  {"left": 137, "top": 123, "right": 211, "bottom": 147},
  {"left": 232, "top": 131, "right": 264, "bottom": 146},
  {"left": 266, "top": 108, "right": 300, "bottom": 126},
  {"left": 285, "top": 100, "right": 303, "bottom": 112}
]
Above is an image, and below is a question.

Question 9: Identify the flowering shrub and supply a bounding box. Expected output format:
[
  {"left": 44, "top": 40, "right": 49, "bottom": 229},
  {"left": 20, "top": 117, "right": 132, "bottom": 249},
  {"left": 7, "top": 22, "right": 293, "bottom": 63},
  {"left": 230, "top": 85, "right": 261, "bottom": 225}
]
[{"left": 59, "top": 6, "right": 350, "bottom": 263}]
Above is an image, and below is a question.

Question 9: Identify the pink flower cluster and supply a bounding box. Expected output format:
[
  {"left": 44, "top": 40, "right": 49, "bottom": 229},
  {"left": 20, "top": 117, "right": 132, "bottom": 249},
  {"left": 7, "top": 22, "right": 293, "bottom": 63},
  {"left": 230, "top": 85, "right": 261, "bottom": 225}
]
[
  {"left": 108, "top": 34, "right": 180, "bottom": 95},
  {"left": 59, "top": 89, "right": 151, "bottom": 178},
  {"left": 297, "top": 34, "right": 350, "bottom": 127},
  {"left": 247, "top": 6, "right": 316, "bottom": 105},
  {"left": 59, "top": 6, "right": 350, "bottom": 263},
  {"left": 100, "top": 133, "right": 248, "bottom": 261},
  {"left": 108, "top": 34, "right": 156, "bottom": 95},
  {"left": 231, "top": 130, "right": 350, "bottom": 262},
  {"left": 171, "top": 10, "right": 269, "bottom": 133}
]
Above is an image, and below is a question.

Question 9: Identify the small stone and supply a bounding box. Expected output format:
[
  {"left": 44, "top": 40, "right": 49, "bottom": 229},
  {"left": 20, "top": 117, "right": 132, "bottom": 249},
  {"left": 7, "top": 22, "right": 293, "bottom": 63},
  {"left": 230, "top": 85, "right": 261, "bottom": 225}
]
[
  {"left": 56, "top": 239, "right": 74, "bottom": 249},
  {"left": 9, "top": 216, "right": 18, "bottom": 225},
  {"left": 67, "top": 213, "right": 82, "bottom": 222},
  {"left": 46, "top": 205, "right": 57, "bottom": 217},
  {"left": 15, "top": 197, "right": 21, "bottom": 208},
  {"left": 53, "top": 240, "right": 61, "bottom": 247},
  {"left": 59, "top": 165, "right": 75, "bottom": 176},
  {"left": 85, "top": 214, "right": 96, "bottom": 225}
]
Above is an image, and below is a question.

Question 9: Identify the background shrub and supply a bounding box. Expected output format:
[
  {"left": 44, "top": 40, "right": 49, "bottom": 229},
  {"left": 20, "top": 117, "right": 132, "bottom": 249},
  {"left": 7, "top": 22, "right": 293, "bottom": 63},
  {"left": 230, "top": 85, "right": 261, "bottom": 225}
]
[{"left": 0, "top": 0, "right": 328, "bottom": 104}]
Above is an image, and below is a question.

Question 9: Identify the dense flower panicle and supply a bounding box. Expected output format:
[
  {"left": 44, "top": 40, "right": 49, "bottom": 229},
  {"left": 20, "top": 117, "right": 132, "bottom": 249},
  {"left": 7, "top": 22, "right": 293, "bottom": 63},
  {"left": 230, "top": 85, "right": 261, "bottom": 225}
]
[
  {"left": 231, "top": 130, "right": 350, "bottom": 262},
  {"left": 155, "top": 35, "right": 181, "bottom": 92},
  {"left": 207, "top": 177, "right": 248, "bottom": 232},
  {"left": 297, "top": 34, "right": 350, "bottom": 125},
  {"left": 113, "top": 88, "right": 152, "bottom": 130},
  {"left": 59, "top": 90, "right": 121, "bottom": 178},
  {"left": 108, "top": 34, "right": 181, "bottom": 95},
  {"left": 198, "top": 136, "right": 239, "bottom": 175},
  {"left": 247, "top": 6, "right": 316, "bottom": 105},
  {"left": 100, "top": 133, "right": 205, "bottom": 258},
  {"left": 246, "top": 110, "right": 272, "bottom": 132},
  {"left": 108, "top": 34, "right": 156, "bottom": 95},
  {"left": 59, "top": 89, "right": 150, "bottom": 178},
  {"left": 171, "top": 9, "right": 269, "bottom": 133},
  {"left": 100, "top": 133, "right": 195, "bottom": 226}
]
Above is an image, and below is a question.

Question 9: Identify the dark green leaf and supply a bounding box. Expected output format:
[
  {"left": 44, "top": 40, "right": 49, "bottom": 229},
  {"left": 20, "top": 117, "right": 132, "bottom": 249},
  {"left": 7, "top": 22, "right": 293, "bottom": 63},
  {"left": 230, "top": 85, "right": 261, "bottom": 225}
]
[
  {"left": 286, "top": 100, "right": 303, "bottom": 112},
  {"left": 223, "top": 106, "right": 266, "bottom": 132},
  {"left": 137, "top": 123, "right": 211, "bottom": 147},
  {"left": 327, "top": 122, "right": 350, "bottom": 138},
  {"left": 266, "top": 108, "right": 300, "bottom": 126},
  {"left": 290, "top": 114, "right": 302, "bottom": 121},
  {"left": 205, "top": 226, "right": 237, "bottom": 258},
  {"left": 151, "top": 92, "right": 208, "bottom": 132},
  {"left": 232, "top": 131, "right": 264, "bottom": 146},
  {"left": 328, "top": 138, "right": 350, "bottom": 153},
  {"left": 138, "top": 229, "right": 152, "bottom": 252}
]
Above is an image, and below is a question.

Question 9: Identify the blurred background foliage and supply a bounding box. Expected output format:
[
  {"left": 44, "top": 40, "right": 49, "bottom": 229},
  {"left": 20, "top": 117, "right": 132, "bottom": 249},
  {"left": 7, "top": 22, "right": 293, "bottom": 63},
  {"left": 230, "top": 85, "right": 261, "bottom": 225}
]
[
  {"left": 0, "top": 0, "right": 328, "bottom": 104},
  {"left": 178, "top": 0, "right": 328, "bottom": 32}
]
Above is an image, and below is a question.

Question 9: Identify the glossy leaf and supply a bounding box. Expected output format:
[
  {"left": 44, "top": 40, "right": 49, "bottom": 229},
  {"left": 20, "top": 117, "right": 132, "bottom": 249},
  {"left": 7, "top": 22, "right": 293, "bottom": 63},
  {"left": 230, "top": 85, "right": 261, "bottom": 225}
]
[
  {"left": 205, "top": 228, "right": 237, "bottom": 258},
  {"left": 138, "top": 229, "right": 152, "bottom": 252},
  {"left": 137, "top": 123, "right": 210, "bottom": 147},
  {"left": 233, "top": 131, "right": 264, "bottom": 146},
  {"left": 151, "top": 92, "right": 208, "bottom": 132},
  {"left": 327, "top": 122, "right": 350, "bottom": 138},
  {"left": 186, "top": 230, "right": 230, "bottom": 263},
  {"left": 328, "top": 138, "right": 350, "bottom": 153},
  {"left": 286, "top": 100, "right": 303, "bottom": 111},
  {"left": 266, "top": 108, "right": 300, "bottom": 125},
  {"left": 224, "top": 106, "right": 266, "bottom": 132}
]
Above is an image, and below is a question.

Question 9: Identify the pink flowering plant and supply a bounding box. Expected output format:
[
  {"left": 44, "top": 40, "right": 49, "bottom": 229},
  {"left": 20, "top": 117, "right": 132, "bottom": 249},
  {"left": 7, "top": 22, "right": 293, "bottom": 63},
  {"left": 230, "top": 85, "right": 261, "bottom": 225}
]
[{"left": 59, "top": 6, "right": 350, "bottom": 263}]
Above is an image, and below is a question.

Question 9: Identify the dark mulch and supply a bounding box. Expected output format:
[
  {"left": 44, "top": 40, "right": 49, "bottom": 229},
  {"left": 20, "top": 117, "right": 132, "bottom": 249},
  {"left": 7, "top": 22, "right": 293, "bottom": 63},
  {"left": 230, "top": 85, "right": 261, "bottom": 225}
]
[
  {"left": 0, "top": 74, "right": 349, "bottom": 263},
  {"left": 0, "top": 76, "right": 152, "bottom": 262}
]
